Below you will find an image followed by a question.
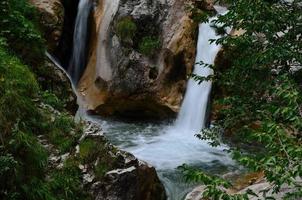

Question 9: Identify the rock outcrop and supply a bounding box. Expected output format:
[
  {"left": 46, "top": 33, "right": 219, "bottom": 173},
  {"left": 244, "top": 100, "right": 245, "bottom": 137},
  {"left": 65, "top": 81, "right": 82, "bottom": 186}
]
[
  {"left": 185, "top": 171, "right": 301, "bottom": 200},
  {"left": 29, "top": 0, "right": 64, "bottom": 52},
  {"left": 43, "top": 55, "right": 78, "bottom": 113},
  {"left": 185, "top": 181, "right": 300, "bottom": 200},
  {"left": 78, "top": 0, "right": 199, "bottom": 119},
  {"left": 29, "top": 0, "right": 78, "bottom": 113},
  {"left": 77, "top": 122, "right": 167, "bottom": 200},
  {"left": 28, "top": 1, "right": 167, "bottom": 199}
]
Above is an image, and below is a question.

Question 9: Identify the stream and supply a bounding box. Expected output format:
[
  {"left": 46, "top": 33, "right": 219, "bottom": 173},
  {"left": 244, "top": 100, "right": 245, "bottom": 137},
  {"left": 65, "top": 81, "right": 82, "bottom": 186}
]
[
  {"left": 87, "top": 6, "right": 238, "bottom": 199},
  {"left": 49, "top": 3, "right": 239, "bottom": 199},
  {"left": 90, "top": 118, "right": 238, "bottom": 200}
]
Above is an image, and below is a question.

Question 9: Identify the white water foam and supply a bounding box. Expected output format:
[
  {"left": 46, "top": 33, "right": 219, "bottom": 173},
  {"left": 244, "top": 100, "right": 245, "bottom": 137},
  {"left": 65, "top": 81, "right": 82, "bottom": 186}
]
[{"left": 100, "top": 8, "right": 234, "bottom": 171}]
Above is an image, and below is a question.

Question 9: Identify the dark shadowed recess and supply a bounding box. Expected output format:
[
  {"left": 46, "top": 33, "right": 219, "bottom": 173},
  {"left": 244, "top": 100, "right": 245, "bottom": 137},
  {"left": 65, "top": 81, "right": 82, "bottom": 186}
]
[{"left": 55, "top": 0, "right": 93, "bottom": 75}]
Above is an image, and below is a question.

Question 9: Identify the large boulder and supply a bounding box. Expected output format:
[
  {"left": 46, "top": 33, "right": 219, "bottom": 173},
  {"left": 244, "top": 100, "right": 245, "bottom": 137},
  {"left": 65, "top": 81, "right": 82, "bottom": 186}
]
[
  {"left": 93, "top": 160, "right": 166, "bottom": 200},
  {"left": 78, "top": 122, "right": 167, "bottom": 200},
  {"left": 78, "top": 0, "right": 198, "bottom": 120}
]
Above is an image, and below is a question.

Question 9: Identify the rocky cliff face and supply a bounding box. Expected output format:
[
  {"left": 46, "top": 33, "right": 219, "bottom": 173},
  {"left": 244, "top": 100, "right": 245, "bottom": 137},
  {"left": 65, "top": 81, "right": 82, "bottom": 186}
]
[{"left": 78, "top": 0, "right": 198, "bottom": 119}]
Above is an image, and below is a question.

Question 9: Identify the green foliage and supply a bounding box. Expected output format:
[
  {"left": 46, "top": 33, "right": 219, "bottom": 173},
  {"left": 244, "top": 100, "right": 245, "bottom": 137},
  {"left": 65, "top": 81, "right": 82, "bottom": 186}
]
[
  {"left": 79, "top": 138, "right": 100, "bottom": 163},
  {"left": 0, "top": 43, "right": 40, "bottom": 138},
  {"left": 0, "top": 1, "right": 89, "bottom": 199},
  {"left": 46, "top": 165, "right": 90, "bottom": 200},
  {"left": 116, "top": 17, "right": 137, "bottom": 42},
  {"left": 77, "top": 138, "right": 119, "bottom": 179},
  {"left": 138, "top": 36, "right": 161, "bottom": 56},
  {"left": 47, "top": 114, "right": 82, "bottom": 154},
  {"left": 188, "top": 0, "right": 302, "bottom": 199},
  {"left": 41, "top": 91, "right": 64, "bottom": 111},
  {"left": 0, "top": 0, "right": 45, "bottom": 66},
  {"left": 94, "top": 162, "right": 109, "bottom": 178}
]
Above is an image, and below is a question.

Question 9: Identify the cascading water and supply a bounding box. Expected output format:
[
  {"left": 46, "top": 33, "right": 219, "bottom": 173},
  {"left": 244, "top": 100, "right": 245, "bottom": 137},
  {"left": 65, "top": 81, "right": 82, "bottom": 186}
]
[
  {"left": 120, "top": 8, "right": 230, "bottom": 170},
  {"left": 95, "top": 6, "right": 237, "bottom": 200},
  {"left": 175, "top": 19, "right": 220, "bottom": 132},
  {"left": 68, "top": 0, "right": 92, "bottom": 84}
]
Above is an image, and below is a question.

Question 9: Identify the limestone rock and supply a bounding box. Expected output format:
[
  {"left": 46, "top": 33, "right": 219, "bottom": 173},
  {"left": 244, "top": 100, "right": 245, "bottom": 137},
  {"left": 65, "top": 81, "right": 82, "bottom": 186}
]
[
  {"left": 185, "top": 177, "right": 301, "bottom": 200},
  {"left": 185, "top": 185, "right": 205, "bottom": 200},
  {"left": 78, "top": 0, "right": 198, "bottom": 120}
]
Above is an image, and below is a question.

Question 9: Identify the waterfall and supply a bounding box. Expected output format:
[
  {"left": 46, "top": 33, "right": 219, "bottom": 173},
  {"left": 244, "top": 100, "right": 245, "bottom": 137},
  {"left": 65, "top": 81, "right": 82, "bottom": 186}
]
[
  {"left": 175, "top": 17, "right": 221, "bottom": 132},
  {"left": 95, "top": 7, "right": 234, "bottom": 200},
  {"left": 68, "top": 0, "right": 92, "bottom": 84},
  {"left": 175, "top": 6, "right": 228, "bottom": 132},
  {"left": 111, "top": 11, "right": 231, "bottom": 170}
]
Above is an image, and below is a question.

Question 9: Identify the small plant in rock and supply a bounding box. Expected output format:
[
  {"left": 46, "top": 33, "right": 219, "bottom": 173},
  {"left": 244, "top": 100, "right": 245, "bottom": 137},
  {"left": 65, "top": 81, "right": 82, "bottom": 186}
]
[
  {"left": 79, "top": 139, "right": 100, "bottom": 163},
  {"left": 138, "top": 36, "right": 161, "bottom": 56},
  {"left": 41, "top": 91, "right": 64, "bottom": 111},
  {"left": 116, "top": 17, "right": 137, "bottom": 43}
]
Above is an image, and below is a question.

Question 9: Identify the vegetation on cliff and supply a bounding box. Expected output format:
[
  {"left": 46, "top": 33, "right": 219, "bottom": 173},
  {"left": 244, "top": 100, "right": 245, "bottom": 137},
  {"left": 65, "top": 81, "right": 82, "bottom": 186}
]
[
  {"left": 0, "top": 0, "right": 90, "bottom": 199},
  {"left": 184, "top": 0, "right": 302, "bottom": 199}
]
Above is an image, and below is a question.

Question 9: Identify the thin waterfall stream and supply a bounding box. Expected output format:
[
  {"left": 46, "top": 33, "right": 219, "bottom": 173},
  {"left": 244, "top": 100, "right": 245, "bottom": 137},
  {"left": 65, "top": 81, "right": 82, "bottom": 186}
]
[{"left": 68, "top": 0, "right": 92, "bottom": 84}]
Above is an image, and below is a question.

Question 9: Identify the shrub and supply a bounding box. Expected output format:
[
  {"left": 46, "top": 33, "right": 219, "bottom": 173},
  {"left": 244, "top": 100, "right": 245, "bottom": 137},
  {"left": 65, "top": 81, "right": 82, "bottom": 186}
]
[
  {"left": 79, "top": 139, "right": 100, "bottom": 163},
  {"left": 0, "top": 0, "right": 45, "bottom": 67},
  {"left": 0, "top": 1, "right": 89, "bottom": 199},
  {"left": 47, "top": 114, "right": 82, "bottom": 153},
  {"left": 94, "top": 162, "right": 109, "bottom": 178},
  {"left": 138, "top": 36, "right": 161, "bottom": 56},
  {"left": 116, "top": 17, "right": 137, "bottom": 42},
  {"left": 47, "top": 165, "right": 90, "bottom": 200},
  {"left": 41, "top": 91, "right": 64, "bottom": 111},
  {"left": 187, "top": 0, "right": 302, "bottom": 199}
]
